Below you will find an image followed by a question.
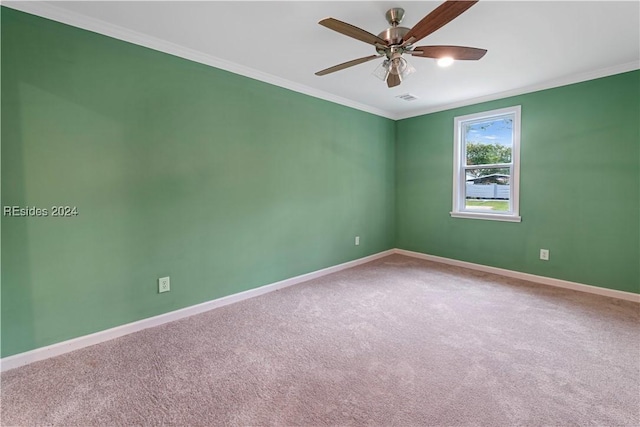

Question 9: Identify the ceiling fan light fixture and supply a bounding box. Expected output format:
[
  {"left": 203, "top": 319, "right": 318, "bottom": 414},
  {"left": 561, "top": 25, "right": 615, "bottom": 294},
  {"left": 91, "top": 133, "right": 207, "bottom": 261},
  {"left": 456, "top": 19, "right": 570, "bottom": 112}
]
[
  {"left": 389, "top": 56, "right": 406, "bottom": 75},
  {"left": 437, "top": 56, "right": 455, "bottom": 67},
  {"left": 401, "top": 61, "right": 416, "bottom": 79},
  {"left": 372, "top": 60, "right": 391, "bottom": 81},
  {"left": 389, "top": 56, "right": 415, "bottom": 80}
]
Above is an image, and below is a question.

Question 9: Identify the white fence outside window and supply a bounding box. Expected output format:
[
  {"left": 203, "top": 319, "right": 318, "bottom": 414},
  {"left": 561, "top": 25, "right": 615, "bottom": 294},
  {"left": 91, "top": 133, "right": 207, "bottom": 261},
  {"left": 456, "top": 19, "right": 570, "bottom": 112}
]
[{"left": 466, "top": 183, "right": 510, "bottom": 199}]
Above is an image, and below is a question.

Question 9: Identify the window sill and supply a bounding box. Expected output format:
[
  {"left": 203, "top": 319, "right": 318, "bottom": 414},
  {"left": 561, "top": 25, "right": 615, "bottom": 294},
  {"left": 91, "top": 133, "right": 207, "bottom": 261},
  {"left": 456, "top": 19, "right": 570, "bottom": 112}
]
[{"left": 450, "top": 211, "right": 522, "bottom": 223}]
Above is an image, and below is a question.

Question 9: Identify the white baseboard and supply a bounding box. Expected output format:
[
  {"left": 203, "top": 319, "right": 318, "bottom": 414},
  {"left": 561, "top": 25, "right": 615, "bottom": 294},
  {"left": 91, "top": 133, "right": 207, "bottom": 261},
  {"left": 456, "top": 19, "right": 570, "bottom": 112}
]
[
  {"left": 394, "top": 249, "right": 640, "bottom": 303},
  {"left": 0, "top": 250, "right": 394, "bottom": 372},
  {"left": 3, "top": 247, "right": 637, "bottom": 372}
]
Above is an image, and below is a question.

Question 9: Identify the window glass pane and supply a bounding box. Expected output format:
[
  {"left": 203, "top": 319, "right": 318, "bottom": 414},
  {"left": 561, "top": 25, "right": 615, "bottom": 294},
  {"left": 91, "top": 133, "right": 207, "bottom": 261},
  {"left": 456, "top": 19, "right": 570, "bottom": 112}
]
[
  {"left": 464, "top": 167, "right": 510, "bottom": 212},
  {"left": 464, "top": 116, "right": 513, "bottom": 165}
]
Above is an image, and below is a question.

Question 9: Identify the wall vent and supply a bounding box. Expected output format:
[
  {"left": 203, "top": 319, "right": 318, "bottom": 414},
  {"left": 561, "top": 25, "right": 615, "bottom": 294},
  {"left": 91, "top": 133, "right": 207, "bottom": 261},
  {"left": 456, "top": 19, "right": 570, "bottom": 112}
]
[{"left": 396, "top": 93, "right": 419, "bottom": 101}]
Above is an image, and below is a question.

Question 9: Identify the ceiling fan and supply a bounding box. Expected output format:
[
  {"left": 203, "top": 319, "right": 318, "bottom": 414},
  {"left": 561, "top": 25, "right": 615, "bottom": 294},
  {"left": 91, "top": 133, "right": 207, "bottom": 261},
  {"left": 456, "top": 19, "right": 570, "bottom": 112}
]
[{"left": 315, "top": 0, "right": 487, "bottom": 88}]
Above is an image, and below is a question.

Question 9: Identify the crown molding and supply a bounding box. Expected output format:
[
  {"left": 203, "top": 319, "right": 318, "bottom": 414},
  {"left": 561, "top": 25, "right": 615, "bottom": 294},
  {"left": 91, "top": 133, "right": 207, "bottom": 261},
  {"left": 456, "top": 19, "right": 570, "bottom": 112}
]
[
  {"left": 3, "top": 2, "right": 638, "bottom": 122},
  {"left": 394, "top": 61, "right": 640, "bottom": 120},
  {"left": 2, "top": 1, "right": 396, "bottom": 120}
]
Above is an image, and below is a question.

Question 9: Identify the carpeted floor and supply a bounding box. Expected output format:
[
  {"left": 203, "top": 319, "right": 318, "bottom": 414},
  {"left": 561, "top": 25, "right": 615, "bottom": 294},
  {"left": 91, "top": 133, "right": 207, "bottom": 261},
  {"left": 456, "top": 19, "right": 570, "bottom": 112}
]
[{"left": 2, "top": 254, "right": 639, "bottom": 426}]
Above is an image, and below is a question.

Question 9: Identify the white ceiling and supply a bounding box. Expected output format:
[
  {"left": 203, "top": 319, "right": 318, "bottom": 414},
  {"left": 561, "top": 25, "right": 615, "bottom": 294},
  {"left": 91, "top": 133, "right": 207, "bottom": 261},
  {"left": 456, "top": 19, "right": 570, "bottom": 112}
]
[{"left": 7, "top": 1, "right": 640, "bottom": 119}]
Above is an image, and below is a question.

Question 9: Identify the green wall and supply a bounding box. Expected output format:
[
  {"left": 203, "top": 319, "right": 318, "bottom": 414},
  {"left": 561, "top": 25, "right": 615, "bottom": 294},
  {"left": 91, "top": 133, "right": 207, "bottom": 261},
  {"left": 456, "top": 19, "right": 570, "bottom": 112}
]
[
  {"left": 396, "top": 70, "right": 639, "bottom": 293},
  {"left": 1, "top": 8, "right": 395, "bottom": 357},
  {"left": 2, "top": 7, "right": 638, "bottom": 359}
]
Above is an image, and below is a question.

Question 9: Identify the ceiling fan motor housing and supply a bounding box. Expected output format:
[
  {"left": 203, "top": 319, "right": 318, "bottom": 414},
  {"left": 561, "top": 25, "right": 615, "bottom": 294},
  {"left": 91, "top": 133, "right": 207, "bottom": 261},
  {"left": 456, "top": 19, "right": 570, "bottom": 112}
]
[{"left": 377, "top": 26, "right": 410, "bottom": 47}]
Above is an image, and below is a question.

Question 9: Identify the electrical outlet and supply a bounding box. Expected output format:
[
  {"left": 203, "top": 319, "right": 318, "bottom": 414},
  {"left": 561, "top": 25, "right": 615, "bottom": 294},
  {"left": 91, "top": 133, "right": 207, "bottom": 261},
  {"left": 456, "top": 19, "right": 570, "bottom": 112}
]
[
  {"left": 158, "top": 276, "right": 170, "bottom": 293},
  {"left": 355, "top": 236, "right": 360, "bottom": 246},
  {"left": 539, "top": 249, "right": 549, "bottom": 261}
]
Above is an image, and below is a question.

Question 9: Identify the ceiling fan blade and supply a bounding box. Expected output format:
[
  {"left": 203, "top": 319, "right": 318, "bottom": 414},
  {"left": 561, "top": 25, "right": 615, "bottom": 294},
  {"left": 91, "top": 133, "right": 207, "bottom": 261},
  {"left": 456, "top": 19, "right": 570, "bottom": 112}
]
[
  {"left": 387, "top": 73, "right": 401, "bottom": 88},
  {"left": 319, "top": 18, "right": 388, "bottom": 47},
  {"left": 315, "top": 55, "right": 382, "bottom": 76},
  {"left": 410, "top": 45, "right": 487, "bottom": 60},
  {"left": 403, "top": 1, "right": 478, "bottom": 45}
]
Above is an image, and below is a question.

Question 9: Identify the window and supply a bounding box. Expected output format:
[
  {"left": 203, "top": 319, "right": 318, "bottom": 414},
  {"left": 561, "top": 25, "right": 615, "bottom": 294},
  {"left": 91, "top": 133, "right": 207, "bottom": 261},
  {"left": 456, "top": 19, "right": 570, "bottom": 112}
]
[{"left": 451, "top": 106, "right": 521, "bottom": 222}]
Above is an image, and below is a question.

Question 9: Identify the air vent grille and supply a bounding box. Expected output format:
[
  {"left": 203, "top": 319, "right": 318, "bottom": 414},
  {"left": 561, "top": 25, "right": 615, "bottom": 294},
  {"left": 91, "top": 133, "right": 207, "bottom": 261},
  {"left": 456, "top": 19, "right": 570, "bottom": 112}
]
[{"left": 396, "top": 93, "right": 419, "bottom": 101}]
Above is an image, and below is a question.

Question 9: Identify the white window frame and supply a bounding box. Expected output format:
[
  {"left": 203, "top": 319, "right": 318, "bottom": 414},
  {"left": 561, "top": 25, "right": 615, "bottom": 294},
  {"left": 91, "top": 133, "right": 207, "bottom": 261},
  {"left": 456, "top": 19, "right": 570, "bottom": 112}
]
[{"left": 450, "top": 105, "right": 521, "bottom": 222}]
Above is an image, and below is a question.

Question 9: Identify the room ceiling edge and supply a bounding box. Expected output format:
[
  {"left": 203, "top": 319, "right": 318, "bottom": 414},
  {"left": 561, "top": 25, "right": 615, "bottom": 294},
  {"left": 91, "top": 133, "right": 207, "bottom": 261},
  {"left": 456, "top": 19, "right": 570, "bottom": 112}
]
[
  {"left": 396, "top": 61, "right": 640, "bottom": 120},
  {"left": 2, "top": 1, "right": 397, "bottom": 120},
  {"left": 3, "top": 2, "right": 639, "bottom": 122}
]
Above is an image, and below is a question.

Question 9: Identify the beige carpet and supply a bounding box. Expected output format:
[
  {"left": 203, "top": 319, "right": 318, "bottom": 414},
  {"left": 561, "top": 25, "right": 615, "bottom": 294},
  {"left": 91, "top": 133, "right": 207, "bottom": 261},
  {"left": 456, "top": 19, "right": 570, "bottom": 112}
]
[{"left": 2, "top": 254, "right": 639, "bottom": 426}]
